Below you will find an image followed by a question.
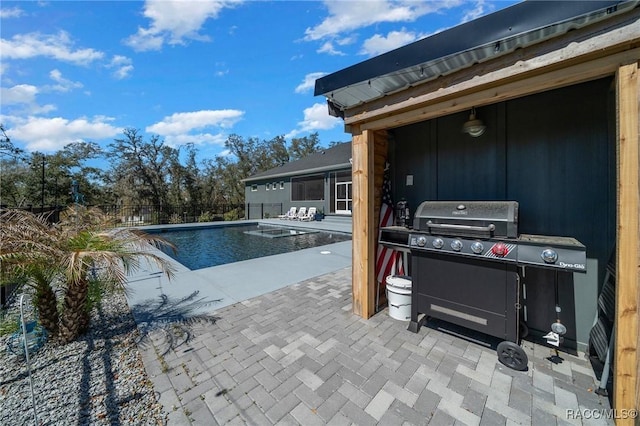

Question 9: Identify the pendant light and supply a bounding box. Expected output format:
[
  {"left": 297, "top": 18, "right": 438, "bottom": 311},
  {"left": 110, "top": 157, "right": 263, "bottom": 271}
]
[{"left": 462, "top": 107, "right": 486, "bottom": 137}]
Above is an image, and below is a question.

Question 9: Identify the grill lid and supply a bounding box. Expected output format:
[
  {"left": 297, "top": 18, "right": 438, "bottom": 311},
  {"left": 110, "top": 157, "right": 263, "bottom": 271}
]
[{"left": 413, "top": 201, "right": 519, "bottom": 238}]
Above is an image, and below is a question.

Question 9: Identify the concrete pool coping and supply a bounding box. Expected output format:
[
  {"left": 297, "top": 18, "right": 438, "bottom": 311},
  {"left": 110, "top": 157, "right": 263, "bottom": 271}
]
[{"left": 125, "top": 219, "right": 353, "bottom": 319}]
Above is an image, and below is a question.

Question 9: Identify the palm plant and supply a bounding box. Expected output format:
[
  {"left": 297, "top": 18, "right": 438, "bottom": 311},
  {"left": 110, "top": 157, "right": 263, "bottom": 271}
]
[
  {"left": 0, "top": 207, "right": 176, "bottom": 343},
  {"left": 57, "top": 226, "right": 176, "bottom": 342},
  {"left": 0, "top": 210, "right": 63, "bottom": 335}
]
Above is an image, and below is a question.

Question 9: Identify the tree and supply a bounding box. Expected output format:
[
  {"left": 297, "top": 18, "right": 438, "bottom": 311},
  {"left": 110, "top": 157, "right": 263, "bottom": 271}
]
[
  {"left": 0, "top": 157, "right": 30, "bottom": 207},
  {"left": 108, "top": 128, "right": 169, "bottom": 206},
  {"left": 289, "top": 132, "right": 322, "bottom": 160},
  {"left": 53, "top": 141, "right": 108, "bottom": 205},
  {"left": 1, "top": 140, "right": 107, "bottom": 208},
  {"left": 0, "top": 125, "right": 29, "bottom": 207},
  {"left": 180, "top": 143, "right": 203, "bottom": 209}
]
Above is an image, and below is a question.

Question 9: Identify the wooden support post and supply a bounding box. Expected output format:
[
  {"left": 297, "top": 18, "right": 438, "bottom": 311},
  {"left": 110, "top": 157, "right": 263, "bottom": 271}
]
[
  {"left": 615, "top": 60, "right": 639, "bottom": 421},
  {"left": 351, "top": 127, "right": 375, "bottom": 318}
]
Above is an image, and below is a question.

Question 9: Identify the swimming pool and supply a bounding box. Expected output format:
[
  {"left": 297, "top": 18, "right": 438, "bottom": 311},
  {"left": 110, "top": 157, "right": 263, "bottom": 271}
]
[{"left": 152, "top": 224, "right": 351, "bottom": 270}]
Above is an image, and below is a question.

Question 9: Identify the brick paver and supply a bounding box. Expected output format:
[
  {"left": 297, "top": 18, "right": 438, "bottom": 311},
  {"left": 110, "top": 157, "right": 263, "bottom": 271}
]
[{"left": 138, "top": 267, "right": 613, "bottom": 425}]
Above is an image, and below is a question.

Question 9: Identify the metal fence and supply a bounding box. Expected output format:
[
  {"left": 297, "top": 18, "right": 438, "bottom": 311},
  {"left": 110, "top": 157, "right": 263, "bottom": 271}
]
[
  {"left": 1, "top": 203, "right": 287, "bottom": 225},
  {"left": 96, "top": 204, "right": 246, "bottom": 226},
  {"left": 246, "top": 203, "right": 284, "bottom": 220}
]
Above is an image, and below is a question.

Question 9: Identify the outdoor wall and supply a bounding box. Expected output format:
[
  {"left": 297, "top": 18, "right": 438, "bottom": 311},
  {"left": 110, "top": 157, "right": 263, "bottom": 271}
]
[
  {"left": 245, "top": 180, "right": 290, "bottom": 204},
  {"left": 245, "top": 168, "right": 353, "bottom": 218},
  {"left": 390, "top": 77, "right": 615, "bottom": 350}
]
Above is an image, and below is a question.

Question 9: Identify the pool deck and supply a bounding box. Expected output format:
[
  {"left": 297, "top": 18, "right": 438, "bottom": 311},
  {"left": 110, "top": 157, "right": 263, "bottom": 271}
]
[
  {"left": 127, "top": 219, "right": 613, "bottom": 425},
  {"left": 127, "top": 218, "right": 352, "bottom": 315}
]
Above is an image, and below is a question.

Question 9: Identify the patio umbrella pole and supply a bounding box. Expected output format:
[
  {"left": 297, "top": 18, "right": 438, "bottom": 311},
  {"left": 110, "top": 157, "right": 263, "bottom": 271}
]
[{"left": 19, "top": 295, "right": 39, "bottom": 425}]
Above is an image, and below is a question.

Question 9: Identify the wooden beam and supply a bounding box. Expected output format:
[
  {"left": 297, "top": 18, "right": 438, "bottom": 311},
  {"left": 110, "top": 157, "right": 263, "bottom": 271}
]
[
  {"left": 615, "top": 60, "right": 639, "bottom": 422},
  {"left": 358, "top": 48, "right": 640, "bottom": 132},
  {"left": 351, "top": 127, "right": 375, "bottom": 318}
]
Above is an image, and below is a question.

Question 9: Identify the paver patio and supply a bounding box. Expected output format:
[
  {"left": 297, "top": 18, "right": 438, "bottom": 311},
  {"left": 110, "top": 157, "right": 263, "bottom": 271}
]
[{"left": 135, "top": 266, "right": 613, "bottom": 425}]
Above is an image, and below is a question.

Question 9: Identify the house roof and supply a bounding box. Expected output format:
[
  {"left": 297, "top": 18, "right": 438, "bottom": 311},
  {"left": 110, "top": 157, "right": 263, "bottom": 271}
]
[
  {"left": 314, "top": 0, "right": 638, "bottom": 114},
  {"left": 243, "top": 142, "right": 352, "bottom": 183}
]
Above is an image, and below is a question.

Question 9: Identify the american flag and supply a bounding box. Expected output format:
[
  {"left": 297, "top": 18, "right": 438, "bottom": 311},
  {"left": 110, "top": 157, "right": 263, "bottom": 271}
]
[{"left": 375, "top": 167, "right": 405, "bottom": 286}]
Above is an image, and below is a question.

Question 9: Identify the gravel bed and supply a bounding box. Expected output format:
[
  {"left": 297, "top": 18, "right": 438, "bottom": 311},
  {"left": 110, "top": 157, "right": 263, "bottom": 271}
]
[{"left": 0, "top": 292, "right": 166, "bottom": 426}]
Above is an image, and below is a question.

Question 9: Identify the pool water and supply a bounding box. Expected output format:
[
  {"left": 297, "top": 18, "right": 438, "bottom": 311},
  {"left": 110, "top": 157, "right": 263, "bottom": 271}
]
[{"left": 153, "top": 224, "right": 351, "bottom": 270}]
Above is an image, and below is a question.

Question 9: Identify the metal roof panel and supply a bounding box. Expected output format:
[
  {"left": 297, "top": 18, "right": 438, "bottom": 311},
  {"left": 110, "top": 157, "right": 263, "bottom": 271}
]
[{"left": 315, "top": 1, "right": 637, "bottom": 110}]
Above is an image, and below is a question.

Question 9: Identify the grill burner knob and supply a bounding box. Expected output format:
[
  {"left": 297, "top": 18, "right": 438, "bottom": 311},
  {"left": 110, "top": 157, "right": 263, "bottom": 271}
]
[
  {"left": 432, "top": 238, "right": 444, "bottom": 249},
  {"left": 491, "top": 242, "right": 509, "bottom": 257},
  {"left": 470, "top": 241, "right": 484, "bottom": 254},
  {"left": 450, "top": 239, "right": 463, "bottom": 251},
  {"left": 541, "top": 249, "right": 558, "bottom": 264},
  {"left": 417, "top": 236, "right": 427, "bottom": 247}
]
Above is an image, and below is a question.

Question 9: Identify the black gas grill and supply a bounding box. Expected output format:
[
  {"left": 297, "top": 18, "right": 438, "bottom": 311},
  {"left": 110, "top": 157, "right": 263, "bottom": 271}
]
[{"left": 380, "top": 200, "right": 586, "bottom": 370}]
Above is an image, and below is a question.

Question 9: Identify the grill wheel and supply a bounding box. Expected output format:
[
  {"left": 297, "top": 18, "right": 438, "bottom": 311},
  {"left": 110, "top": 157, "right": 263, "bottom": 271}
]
[{"left": 497, "top": 341, "right": 528, "bottom": 371}]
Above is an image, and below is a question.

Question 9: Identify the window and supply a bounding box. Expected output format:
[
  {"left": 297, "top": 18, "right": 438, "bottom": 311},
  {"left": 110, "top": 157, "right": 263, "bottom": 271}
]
[
  {"left": 266, "top": 183, "right": 270, "bottom": 191},
  {"left": 273, "top": 182, "right": 278, "bottom": 190},
  {"left": 291, "top": 174, "right": 324, "bottom": 201},
  {"left": 280, "top": 181, "right": 285, "bottom": 189},
  {"left": 251, "top": 184, "right": 258, "bottom": 192}
]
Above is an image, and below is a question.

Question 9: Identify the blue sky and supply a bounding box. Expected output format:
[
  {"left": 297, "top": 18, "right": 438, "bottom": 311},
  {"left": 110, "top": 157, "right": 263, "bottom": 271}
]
[{"left": 1, "top": 0, "right": 519, "bottom": 161}]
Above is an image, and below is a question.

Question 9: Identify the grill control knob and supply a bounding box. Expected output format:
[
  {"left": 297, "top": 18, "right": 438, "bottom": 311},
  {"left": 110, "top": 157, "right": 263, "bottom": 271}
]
[
  {"left": 432, "top": 238, "right": 444, "bottom": 249},
  {"left": 470, "top": 241, "right": 484, "bottom": 254},
  {"left": 450, "top": 239, "right": 463, "bottom": 251},
  {"left": 491, "top": 242, "right": 509, "bottom": 257},
  {"left": 417, "top": 236, "right": 427, "bottom": 247},
  {"left": 541, "top": 249, "right": 558, "bottom": 264}
]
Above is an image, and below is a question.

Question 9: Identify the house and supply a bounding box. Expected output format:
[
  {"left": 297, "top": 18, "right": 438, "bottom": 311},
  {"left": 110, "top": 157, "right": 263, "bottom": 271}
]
[
  {"left": 243, "top": 142, "right": 352, "bottom": 219},
  {"left": 315, "top": 0, "right": 639, "bottom": 419}
]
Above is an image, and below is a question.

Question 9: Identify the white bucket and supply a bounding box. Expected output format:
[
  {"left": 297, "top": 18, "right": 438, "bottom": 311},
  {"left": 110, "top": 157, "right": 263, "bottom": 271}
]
[{"left": 385, "top": 275, "right": 412, "bottom": 321}]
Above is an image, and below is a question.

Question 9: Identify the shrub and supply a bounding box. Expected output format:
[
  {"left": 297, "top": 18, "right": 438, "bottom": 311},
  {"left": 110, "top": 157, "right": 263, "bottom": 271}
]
[
  {"left": 223, "top": 208, "right": 243, "bottom": 221},
  {"left": 198, "top": 211, "right": 215, "bottom": 222},
  {"left": 169, "top": 213, "right": 182, "bottom": 224}
]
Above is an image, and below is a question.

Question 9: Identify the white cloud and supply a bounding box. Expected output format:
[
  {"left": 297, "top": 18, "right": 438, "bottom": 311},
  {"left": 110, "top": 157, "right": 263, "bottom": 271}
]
[
  {"left": 317, "top": 41, "right": 344, "bottom": 56},
  {"left": 286, "top": 102, "right": 341, "bottom": 139},
  {"left": 0, "top": 84, "right": 56, "bottom": 115},
  {"left": 0, "top": 6, "right": 24, "bottom": 19},
  {"left": 295, "top": 72, "right": 327, "bottom": 94},
  {"left": 305, "top": 0, "right": 461, "bottom": 41},
  {"left": 163, "top": 132, "right": 228, "bottom": 147},
  {"left": 46, "top": 69, "right": 83, "bottom": 92},
  {"left": 1, "top": 84, "right": 39, "bottom": 105},
  {"left": 214, "top": 62, "right": 229, "bottom": 76},
  {"left": 3, "top": 115, "right": 122, "bottom": 152},
  {"left": 1, "top": 71, "right": 82, "bottom": 116},
  {"left": 0, "top": 31, "right": 104, "bottom": 65},
  {"left": 461, "top": 0, "right": 493, "bottom": 23},
  {"left": 125, "top": 0, "right": 242, "bottom": 51},
  {"left": 146, "top": 109, "right": 244, "bottom": 146},
  {"left": 107, "top": 55, "right": 134, "bottom": 79},
  {"left": 360, "top": 28, "right": 422, "bottom": 57}
]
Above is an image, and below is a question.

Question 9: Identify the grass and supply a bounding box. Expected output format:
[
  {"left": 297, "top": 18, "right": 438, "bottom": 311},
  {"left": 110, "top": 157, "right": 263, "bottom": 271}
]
[{"left": 0, "top": 311, "right": 19, "bottom": 336}]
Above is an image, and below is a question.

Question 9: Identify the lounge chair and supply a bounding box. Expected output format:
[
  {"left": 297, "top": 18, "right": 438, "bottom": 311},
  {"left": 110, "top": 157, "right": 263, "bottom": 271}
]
[
  {"left": 293, "top": 207, "right": 307, "bottom": 220},
  {"left": 299, "top": 207, "right": 317, "bottom": 221},
  {"left": 278, "top": 207, "right": 297, "bottom": 220}
]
